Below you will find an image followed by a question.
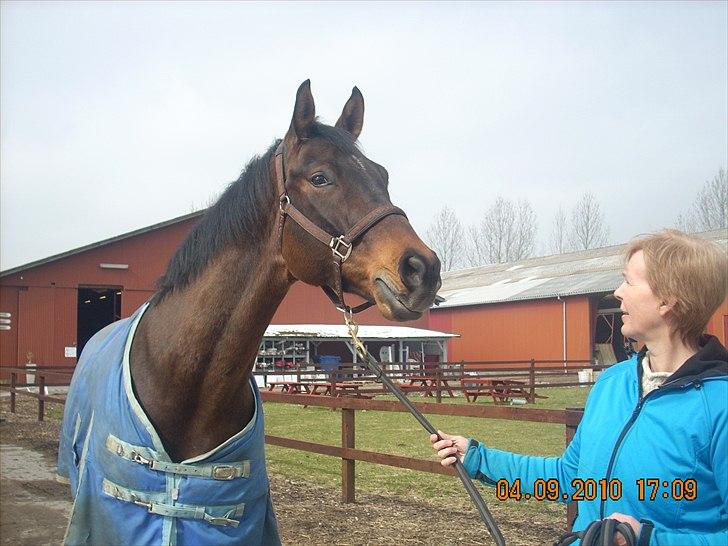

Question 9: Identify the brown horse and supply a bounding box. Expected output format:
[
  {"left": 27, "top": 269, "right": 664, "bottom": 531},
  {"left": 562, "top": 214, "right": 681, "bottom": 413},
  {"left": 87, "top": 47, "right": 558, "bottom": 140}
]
[{"left": 129, "top": 81, "right": 441, "bottom": 462}]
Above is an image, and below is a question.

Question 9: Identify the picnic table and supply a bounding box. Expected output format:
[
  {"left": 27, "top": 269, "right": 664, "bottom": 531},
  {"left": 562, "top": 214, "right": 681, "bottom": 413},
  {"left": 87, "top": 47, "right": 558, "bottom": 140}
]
[
  {"left": 267, "top": 381, "right": 311, "bottom": 394},
  {"left": 270, "top": 380, "right": 373, "bottom": 399},
  {"left": 321, "top": 381, "right": 374, "bottom": 399},
  {"left": 401, "top": 375, "right": 455, "bottom": 397},
  {"left": 460, "top": 378, "right": 532, "bottom": 404}
]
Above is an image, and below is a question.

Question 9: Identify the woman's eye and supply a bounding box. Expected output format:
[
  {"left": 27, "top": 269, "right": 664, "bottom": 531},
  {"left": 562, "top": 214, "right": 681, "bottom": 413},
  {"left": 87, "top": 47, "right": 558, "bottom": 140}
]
[{"left": 310, "top": 173, "right": 330, "bottom": 187}]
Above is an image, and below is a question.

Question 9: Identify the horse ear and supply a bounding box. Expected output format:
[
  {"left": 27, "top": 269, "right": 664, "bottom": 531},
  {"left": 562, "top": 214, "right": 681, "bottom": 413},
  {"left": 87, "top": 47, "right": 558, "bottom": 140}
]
[
  {"left": 335, "top": 86, "right": 364, "bottom": 140},
  {"left": 290, "top": 79, "right": 316, "bottom": 140}
]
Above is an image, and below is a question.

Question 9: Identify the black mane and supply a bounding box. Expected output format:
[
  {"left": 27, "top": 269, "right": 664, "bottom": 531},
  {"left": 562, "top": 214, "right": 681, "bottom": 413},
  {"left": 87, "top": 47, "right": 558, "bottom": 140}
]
[{"left": 153, "top": 141, "right": 279, "bottom": 303}]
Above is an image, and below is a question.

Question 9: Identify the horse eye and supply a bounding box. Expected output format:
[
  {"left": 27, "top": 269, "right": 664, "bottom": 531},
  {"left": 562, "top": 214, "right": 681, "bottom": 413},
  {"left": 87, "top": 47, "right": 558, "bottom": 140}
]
[{"left": 310, "top": 173, "right": 330, "bottom": 187}]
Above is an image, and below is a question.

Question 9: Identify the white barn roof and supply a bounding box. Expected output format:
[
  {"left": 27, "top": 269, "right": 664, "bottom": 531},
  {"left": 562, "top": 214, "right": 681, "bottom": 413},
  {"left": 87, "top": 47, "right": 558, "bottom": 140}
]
[
  {"left": 264, "top": 324, "right": 458, "bottom": 340},
  {"left": 437, "top": 229, "right": 727, "bottom": 309}
]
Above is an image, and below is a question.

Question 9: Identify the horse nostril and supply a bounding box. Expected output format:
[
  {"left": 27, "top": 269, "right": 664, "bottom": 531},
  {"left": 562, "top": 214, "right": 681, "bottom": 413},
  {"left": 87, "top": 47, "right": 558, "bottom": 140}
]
[{"left": 400, "top": 254, "right": 427, "bottom": 291}]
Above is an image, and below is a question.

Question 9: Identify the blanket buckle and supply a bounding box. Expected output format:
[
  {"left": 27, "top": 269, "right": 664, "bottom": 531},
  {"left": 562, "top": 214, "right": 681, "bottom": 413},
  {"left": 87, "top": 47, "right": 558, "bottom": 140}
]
[
  {"left": 212, "top": 465, "right": 238, "bottom": 480},
  {"left": 130, "top": 451, "right": 151, "bottom": 465},
  {"left": 130, "top": 494, "right": 153, "bottom": 511}
]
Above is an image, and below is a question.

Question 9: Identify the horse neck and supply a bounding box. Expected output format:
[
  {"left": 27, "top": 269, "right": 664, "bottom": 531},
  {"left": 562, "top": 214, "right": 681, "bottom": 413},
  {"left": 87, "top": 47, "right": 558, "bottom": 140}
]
[
  {"left": 145, "top": 241, "right": 290, "bottom": 383},
  {"left": 131, "top": 169, "right": 292, "bottom": 460}
]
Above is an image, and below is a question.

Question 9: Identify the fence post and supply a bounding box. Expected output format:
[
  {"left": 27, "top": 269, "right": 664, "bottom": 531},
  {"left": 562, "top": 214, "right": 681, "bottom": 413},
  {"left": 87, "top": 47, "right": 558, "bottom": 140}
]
[
  {"left": 342, "top": 408, "right": 355, "bottom": 503},
  {"left": 529, "top": 359, "right": 536, "bottom": 403},
  {"left": 435, "top": 366, "right": 442, "bottom": 404},
  {"left": 37, "top": 373, "right": 46, "bottom": 421},
  {"left": 564, "top": 407, "right": 584, "bottom": 528},
  {"left": 10, "top": 371, "right": 16, "bottom": 413}
]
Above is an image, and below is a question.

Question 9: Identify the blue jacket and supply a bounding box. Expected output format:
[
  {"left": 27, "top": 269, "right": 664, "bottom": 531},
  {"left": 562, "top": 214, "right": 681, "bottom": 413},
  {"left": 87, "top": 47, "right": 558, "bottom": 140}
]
[
  {"left": 463, "top": 336, "right": 728, "bottom": 545},
  {"left": 57, "top": 305, "right": 281, "bottom": 545}
]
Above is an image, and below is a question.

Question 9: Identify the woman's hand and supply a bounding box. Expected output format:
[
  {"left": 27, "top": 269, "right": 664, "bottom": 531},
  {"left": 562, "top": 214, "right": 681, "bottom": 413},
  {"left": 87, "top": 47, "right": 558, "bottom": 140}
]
[
  {"left": 606, "top": 513, "right": 641, "bottom": 546},
  {"left": 430, "top": 430, "right": 468, "bottom": 467}
]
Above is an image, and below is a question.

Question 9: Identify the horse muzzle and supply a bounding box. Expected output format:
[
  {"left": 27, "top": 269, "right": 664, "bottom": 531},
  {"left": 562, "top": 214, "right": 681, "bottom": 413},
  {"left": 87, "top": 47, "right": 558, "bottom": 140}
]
[{"left": 372, "top": 251, "right": 441, "bottom": 321}]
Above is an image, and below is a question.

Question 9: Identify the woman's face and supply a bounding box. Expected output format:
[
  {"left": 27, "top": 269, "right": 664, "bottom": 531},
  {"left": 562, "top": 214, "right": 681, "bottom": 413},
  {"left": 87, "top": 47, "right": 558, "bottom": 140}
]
[{"left": 614, "top": 250, "right": 670, "bottom": 343}]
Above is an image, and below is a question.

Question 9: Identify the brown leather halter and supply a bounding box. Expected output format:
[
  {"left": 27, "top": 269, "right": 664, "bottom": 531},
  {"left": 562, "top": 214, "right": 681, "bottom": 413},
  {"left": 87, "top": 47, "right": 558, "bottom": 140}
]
[{"left": 274, "top": 143, "right": 407, "bottom": 314}]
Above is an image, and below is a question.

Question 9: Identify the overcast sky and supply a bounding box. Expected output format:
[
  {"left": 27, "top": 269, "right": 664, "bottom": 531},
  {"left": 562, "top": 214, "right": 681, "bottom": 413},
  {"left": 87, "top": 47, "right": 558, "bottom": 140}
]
[{"left": 2, "top": 1, "right": 726, "bottom": 271}]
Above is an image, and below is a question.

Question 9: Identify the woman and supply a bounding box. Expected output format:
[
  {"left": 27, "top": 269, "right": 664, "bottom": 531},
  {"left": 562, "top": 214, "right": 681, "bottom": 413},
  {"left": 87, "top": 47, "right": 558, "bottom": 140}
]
[{"left": 432, "top": 230, "right": 727, "bottom": 545}]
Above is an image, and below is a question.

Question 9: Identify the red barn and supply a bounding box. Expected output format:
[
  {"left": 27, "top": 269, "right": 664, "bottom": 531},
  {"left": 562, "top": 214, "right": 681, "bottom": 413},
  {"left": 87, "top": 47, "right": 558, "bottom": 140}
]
[{"left": 432, "top": 229, "right": 728, "bottom": 366}]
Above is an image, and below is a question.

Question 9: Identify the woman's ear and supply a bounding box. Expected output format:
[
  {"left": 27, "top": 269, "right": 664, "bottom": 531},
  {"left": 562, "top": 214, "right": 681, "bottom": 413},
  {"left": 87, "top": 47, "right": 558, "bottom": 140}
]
[{"left": 658, "top": 298, "right": 677, "bottom": 317}]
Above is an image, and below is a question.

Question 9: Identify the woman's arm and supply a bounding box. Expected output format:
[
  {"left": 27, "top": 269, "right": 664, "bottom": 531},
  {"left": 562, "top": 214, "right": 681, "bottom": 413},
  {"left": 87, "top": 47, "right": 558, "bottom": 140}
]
[{"left": 431, "top": 423, "right": 583, "bottom": 502}]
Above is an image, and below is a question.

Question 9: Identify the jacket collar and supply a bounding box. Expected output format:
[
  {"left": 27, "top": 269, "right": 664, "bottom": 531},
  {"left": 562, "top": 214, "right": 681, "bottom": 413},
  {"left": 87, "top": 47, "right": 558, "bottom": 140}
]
[{"left": 636, "top": 334, "right": 728, "bottom": 388}]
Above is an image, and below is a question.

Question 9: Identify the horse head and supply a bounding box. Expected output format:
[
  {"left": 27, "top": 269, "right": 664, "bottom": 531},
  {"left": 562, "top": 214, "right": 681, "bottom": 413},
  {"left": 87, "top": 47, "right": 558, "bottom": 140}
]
[{"left": 278, "top": 80, "right": 441, "bottom": 321}]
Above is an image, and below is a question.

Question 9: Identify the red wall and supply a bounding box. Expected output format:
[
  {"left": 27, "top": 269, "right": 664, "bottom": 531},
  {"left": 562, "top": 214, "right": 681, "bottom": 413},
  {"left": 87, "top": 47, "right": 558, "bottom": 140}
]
[
  {"left": 706, "top": 298, "right": 728, "bottom": 344},
  {"left": 0, "top": 217, "right": 198, "bottom": 367},
  {"left": 430, "top": 296, "right": 594, "bottom": 364}
]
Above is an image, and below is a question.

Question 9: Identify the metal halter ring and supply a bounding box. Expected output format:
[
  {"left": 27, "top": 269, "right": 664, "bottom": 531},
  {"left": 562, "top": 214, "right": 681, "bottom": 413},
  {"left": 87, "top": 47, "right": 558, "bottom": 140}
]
[
  {"left": 279, "top": 194, "right": 290, "bottom": 213},
  {"left": 330, "top": 236, "right": 353, "bottom": 261}
]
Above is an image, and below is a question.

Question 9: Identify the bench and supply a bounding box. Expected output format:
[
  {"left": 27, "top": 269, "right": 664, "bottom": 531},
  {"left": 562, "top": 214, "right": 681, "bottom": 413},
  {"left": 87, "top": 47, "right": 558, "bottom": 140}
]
[
  {"left": 460, "top": 378, "right": 531, "bottom": 404},
  {"left": 399, "top": 376, "right": 455, "bottom": 397}
]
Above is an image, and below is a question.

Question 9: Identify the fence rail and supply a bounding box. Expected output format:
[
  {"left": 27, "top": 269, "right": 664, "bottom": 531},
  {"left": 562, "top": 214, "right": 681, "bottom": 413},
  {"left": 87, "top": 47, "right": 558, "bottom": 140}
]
[{"left": 1, "top": 366, "right": 75, "bottom": 421}]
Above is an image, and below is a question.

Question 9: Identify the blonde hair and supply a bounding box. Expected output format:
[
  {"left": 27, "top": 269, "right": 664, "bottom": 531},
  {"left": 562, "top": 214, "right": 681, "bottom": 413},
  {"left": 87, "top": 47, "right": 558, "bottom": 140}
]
[{"left": 626, "top": 229, "right": 728, "bottom": 347}]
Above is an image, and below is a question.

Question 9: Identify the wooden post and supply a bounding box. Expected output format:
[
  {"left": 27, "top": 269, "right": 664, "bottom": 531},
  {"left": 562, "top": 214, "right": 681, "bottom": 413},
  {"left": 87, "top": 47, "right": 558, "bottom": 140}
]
[
  {"left": 529, "top": 359, "right": 536, "bottom": 403},
  {"left": 564, "top": 407, "right": 584, "bottom": 528},
  {"left": 342, "top": 408, "right": 355, "bottom": 503},
  {"left": 37, "top": 373, "right": 46, "bottom": 422},
  {"left": 10, "top": 372, "right": 16, "bottom": 413},
  {"left": 435, "top": 366, "right": 442, "bottom": 404}
]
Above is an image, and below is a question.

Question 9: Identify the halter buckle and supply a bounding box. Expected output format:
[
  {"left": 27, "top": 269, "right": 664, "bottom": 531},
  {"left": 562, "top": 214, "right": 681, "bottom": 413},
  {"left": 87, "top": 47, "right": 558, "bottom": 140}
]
[{"left": 330, "top": 236, "right": 352, "bottom": 261}]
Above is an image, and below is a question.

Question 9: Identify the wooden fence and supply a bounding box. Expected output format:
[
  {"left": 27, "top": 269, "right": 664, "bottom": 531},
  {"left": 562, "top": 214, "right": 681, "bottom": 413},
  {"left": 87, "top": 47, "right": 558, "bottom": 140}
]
[
  {"left": 3, "top": 366, "right": 75, "bottom": 421},
  {"left": 255, "top": 359, "right": 606, "bottom": 403},
  {"left": 1, "top": 364, "right": 584, "bottom": 525},
  {"left": 261, "top": 391, "right": 583, "bottom": 525}
]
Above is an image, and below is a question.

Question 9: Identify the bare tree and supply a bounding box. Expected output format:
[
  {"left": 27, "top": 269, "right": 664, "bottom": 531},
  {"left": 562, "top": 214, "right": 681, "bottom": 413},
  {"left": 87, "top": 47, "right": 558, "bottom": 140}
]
[
  {"left": 513, "top": 199, "right": 538, "bottom": 260},
  {"left": 466, "top": 224, "right": 488, "bottom": 267},
  {"left": 425, "top": 206, "right": 464, "bottom": 272},
  {"left": 548, "top": 206, "right": 570, "bottom": 254},
  {"left": 676, "top": 168, "right": 727, "bottom": 232},
  {"left": 569, "top": 192, "right": 609, "bottom": 250},
  {"left": 467, "top": 196, "right": 537, "bottom": 265}
]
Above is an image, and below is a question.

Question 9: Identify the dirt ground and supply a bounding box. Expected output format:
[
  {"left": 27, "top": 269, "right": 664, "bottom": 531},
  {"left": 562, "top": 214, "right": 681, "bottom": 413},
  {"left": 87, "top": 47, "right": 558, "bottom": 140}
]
[{"left": 0, "top": 396, "right": 565, "bottom": 545}]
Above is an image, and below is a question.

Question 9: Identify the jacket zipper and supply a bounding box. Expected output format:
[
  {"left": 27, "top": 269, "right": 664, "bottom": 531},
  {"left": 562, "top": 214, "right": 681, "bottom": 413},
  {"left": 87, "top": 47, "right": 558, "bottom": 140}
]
[{"left": 598, "top": 378, "right": 693, "bottom": 519}]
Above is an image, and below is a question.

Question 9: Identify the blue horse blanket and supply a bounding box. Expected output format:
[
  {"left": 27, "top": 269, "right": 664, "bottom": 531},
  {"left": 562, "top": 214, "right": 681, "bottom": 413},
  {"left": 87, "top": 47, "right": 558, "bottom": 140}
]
[{"left": 57, "top": 304, "right": 281, "bottom": 545}]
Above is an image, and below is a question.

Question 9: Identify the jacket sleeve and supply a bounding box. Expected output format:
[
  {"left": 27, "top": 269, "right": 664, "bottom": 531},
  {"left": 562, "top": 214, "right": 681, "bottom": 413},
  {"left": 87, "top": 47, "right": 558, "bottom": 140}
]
[{"left": 462, "top": 417, "right": 583, "bottom": 503}]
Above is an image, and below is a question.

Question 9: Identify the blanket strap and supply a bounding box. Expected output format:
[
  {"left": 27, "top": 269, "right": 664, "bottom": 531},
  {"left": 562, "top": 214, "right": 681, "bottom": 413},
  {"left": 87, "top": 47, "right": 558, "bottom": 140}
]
[
  {"left": 106, "top": 435, "right": 250, "bottom": 480},
  {"left": 102, "top": 479, "right": 243, "bottom": 528}
]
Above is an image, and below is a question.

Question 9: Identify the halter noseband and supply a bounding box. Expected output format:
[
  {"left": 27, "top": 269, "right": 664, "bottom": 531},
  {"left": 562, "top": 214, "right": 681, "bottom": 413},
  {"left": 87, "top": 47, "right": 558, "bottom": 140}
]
[{"left": 274, "top": 143, "right": 406, "bottom": 314}]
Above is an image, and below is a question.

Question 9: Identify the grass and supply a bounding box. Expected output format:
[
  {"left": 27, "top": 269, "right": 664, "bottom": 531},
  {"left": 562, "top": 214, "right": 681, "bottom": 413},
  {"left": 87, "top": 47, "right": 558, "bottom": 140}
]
[{"left": 263, "top": 386, "right": 591, "bottom": 516}]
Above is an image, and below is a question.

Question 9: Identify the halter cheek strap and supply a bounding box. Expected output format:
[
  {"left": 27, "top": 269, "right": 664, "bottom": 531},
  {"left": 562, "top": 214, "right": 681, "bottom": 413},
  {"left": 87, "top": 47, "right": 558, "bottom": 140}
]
[{"left": 273, "top": 143, "right": 406, "bottom": 314}]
